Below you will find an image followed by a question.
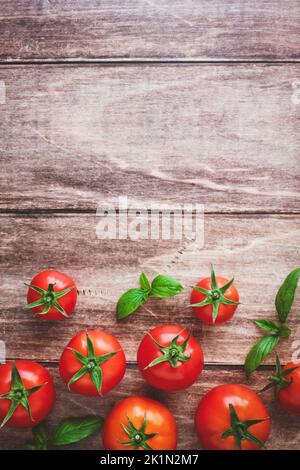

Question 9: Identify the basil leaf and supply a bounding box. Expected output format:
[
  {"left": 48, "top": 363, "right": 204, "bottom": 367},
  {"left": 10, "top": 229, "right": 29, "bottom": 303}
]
[
  {"left": 23, "top": 424, "right": 48, "bottom": 450},
  {"left": 254, "top": 319, "right": 280, "bottom": 334},
  {"left": 32, "top": 424, "right": 48, "bottom": 446},
  {"left": 275, "top": 268, "right": 300, "bottom": 323},
  {"left": 116, "top": 288, "right": 148, "bottom": 320},
  {"left": 151, "top": 275, "right": 183, "bottom": 298},
  {"left": 245, "top": 335, "right": 280, "bottom": 378},
  {"left": 139, "top": 272, "right": 151, "bottom": 291},
  {"left": 116, "top": 273, "right": 183, "bottom": 320},
  {"left": 278, "top": 322, "right": 292, "bottom": 338},
  {"left": 51, "top": 416, "right": 103, "bottom": 446},
  {"left": 23, "top": 444, "right": 42, "bottom": 451}
]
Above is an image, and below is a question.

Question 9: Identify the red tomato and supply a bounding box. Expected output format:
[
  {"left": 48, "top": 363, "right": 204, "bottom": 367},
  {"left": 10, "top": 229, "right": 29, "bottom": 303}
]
[
  {"left": 0, "top": 360, "right": 55, "bottom": 428},
  {"left": 26, "top": 270, "right": 77, "bottom": 321},
  {"left": 137, "top": 325, "right": 204, "bottom": 391},
  {"left": 195, "top": 384, "right": 270, "bottom": 450},
  {"left": 278, "top": 361, "right": 300, "bottom": 415},
  {"left": 103, "top": 396, "right": 177, "bottom": 450},
  {"left": 191, "top": 266, "right": 239, "bottom": 324},
  {"left": 59, "top": 330, "right": 126, "bottom": 397}
]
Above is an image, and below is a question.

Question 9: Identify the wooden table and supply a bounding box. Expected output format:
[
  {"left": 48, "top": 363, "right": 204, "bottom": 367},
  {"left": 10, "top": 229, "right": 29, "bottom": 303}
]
[{"left": 1, "top": 1, "right": 300, "bottom": 450}]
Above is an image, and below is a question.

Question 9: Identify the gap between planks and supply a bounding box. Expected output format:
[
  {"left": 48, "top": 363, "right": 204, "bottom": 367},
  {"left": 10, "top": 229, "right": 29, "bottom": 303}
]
[
  {"left": 1, "top": 210, "right": 300, "bottom": 216},
  {"left": 1, "top": 59, "right": 300, "bottom": 67},
  {"left": 2, "top": 359, "right": 275, "bottom": 372}
]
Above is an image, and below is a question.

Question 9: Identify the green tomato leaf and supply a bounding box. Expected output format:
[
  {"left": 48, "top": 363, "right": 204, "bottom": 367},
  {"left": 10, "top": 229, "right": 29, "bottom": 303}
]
[
  {"left": 51, "top": 416, "right": 103, "bottom": 446},
  {"left": 116, "top": 288, "right": 148, "bottom": 320},
  {"left": 90, "top": 367, "right": 102, "bottom": 395},
  {"left": 245, "top": 335, "right": 280, "bottom": 378},
  {"left": 150, "top": 275, "right": 183, "bottom": 298},
  {"left": 275, "top": 268, "right": 300, "bottom": 323},
  {"left": 254, "top": 319, "right": 280, "bottom": 334},
  {"left": 139, "top": 272, "right": 151, "bottom": 291}
]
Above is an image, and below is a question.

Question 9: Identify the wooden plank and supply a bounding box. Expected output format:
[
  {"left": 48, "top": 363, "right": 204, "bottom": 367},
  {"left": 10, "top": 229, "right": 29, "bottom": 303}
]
[
  {"left": 0, "top": 65, "right": 300, "bottom": 213},
  {"left": 0, "top": 1, "right": 300, "bottom": 61},
  {"left": 0, "top": 365, "right": 299, "bottom": 450},
  {"left": 1, "top": 213, "right": 299, "bottom": 364}
]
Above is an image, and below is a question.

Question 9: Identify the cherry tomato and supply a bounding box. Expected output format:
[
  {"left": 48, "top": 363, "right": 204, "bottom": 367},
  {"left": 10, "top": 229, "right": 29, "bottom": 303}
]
[
  {"left": 195, "top": 384, "right": 270, "bottom": 450},
  {"left": 59, "top": 330, "right": 126, "bottom": 397},
  {"left": 278, "top": 361, "right": 300, "bottom": 414},
  {"left": 137, "top": 325, "right": 203, "bottom": 391},
  {"left": 26, "top": 270, "right": 77, "bottom": 321},
  {"left": 0, "top": 360, "right": 55, "bottom": 428},
  {"left": 264, "top": 358, "right": 300, "bottom": 415},
  {"left": 103, "top": 396, "right": 177, "bottom": 450},
  {"left": 190, "top": 266, "right": 239, "bottom": 324}
]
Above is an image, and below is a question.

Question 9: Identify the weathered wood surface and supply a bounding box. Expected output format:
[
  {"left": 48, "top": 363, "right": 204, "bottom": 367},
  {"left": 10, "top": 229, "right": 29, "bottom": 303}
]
[
  {"left": 1, "top": 65, "right": 300, "bottom": 213},
  {"left": 1, "top": 1, "right": 300, "bottom": 61},
  {"left": 1, "top": 0, "right": 300, "bottom": 452},
  {"left": 1, "top": 366, "right": 300, "bottom": 450},
  {"left": 1, "top": 213, "right": 299, "bottom": 364}
]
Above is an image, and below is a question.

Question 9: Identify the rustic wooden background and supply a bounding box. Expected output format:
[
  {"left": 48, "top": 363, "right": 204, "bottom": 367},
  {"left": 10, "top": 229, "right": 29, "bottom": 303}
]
[{"left": 0, "top": 1, "right": 300, "bottom": 450}]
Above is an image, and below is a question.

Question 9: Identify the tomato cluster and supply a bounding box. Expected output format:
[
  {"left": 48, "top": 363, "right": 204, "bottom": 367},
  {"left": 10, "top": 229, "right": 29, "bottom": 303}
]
[{"left": 1, "top": 268, "right": 299, "bottom": 450}]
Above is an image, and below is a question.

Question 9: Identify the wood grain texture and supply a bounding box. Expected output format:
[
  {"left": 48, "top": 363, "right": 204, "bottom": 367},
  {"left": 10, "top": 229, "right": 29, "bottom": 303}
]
[
  {"left": 1, "top": 1, "right": 300, "bottom": 451},
  {"left": 0, "top": 1, "right": 300, "bottom": 61},
  {"left": 1, "top": 64, "right": 300, "bottom": 213},
  {"left": 1, "top": 365, "right": 300, "bottom": 450},
  {"left": 1, "top": 213, "right": 299, "bottom": 364}
]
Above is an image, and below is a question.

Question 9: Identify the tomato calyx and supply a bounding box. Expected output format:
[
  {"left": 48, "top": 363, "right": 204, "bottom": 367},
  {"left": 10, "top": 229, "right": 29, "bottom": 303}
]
[
  {"left": 25, "top": 282, "right": 75, "bottom": 318},
  {"left": 119, "top": 415, "right": 157, "bottom": 450},
  {"left": 67, "top": 334, "right": 118, "bottom": 395},
  {"left": 190, "top": 265, "right": 239, "bottom": 323},
  {"left": 0, "top": 363, "right": 47, "bottom": 428},
  {"left": 259, "top": 355, "right": 299, "bottom": 394},
  {"left": 145, "top": 330, "right": 191, "bottom": 369},
  {"left": 221, "top": 403, "right": 266, "bottom": 450}
]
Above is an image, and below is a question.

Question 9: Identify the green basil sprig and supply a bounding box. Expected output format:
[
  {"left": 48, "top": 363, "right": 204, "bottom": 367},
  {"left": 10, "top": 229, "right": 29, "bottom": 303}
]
[
  {"left": 275, "top": 268, "right": 300, "bottom": 323},
  {"left": 23, "top": 416, "right": 103, "bottom": 450},
  {"left": 245, "top": 268, "right": 300, "bottom": 378},
  {"left": 116, "top": 273, "right": 183, "bottom": 320}
]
